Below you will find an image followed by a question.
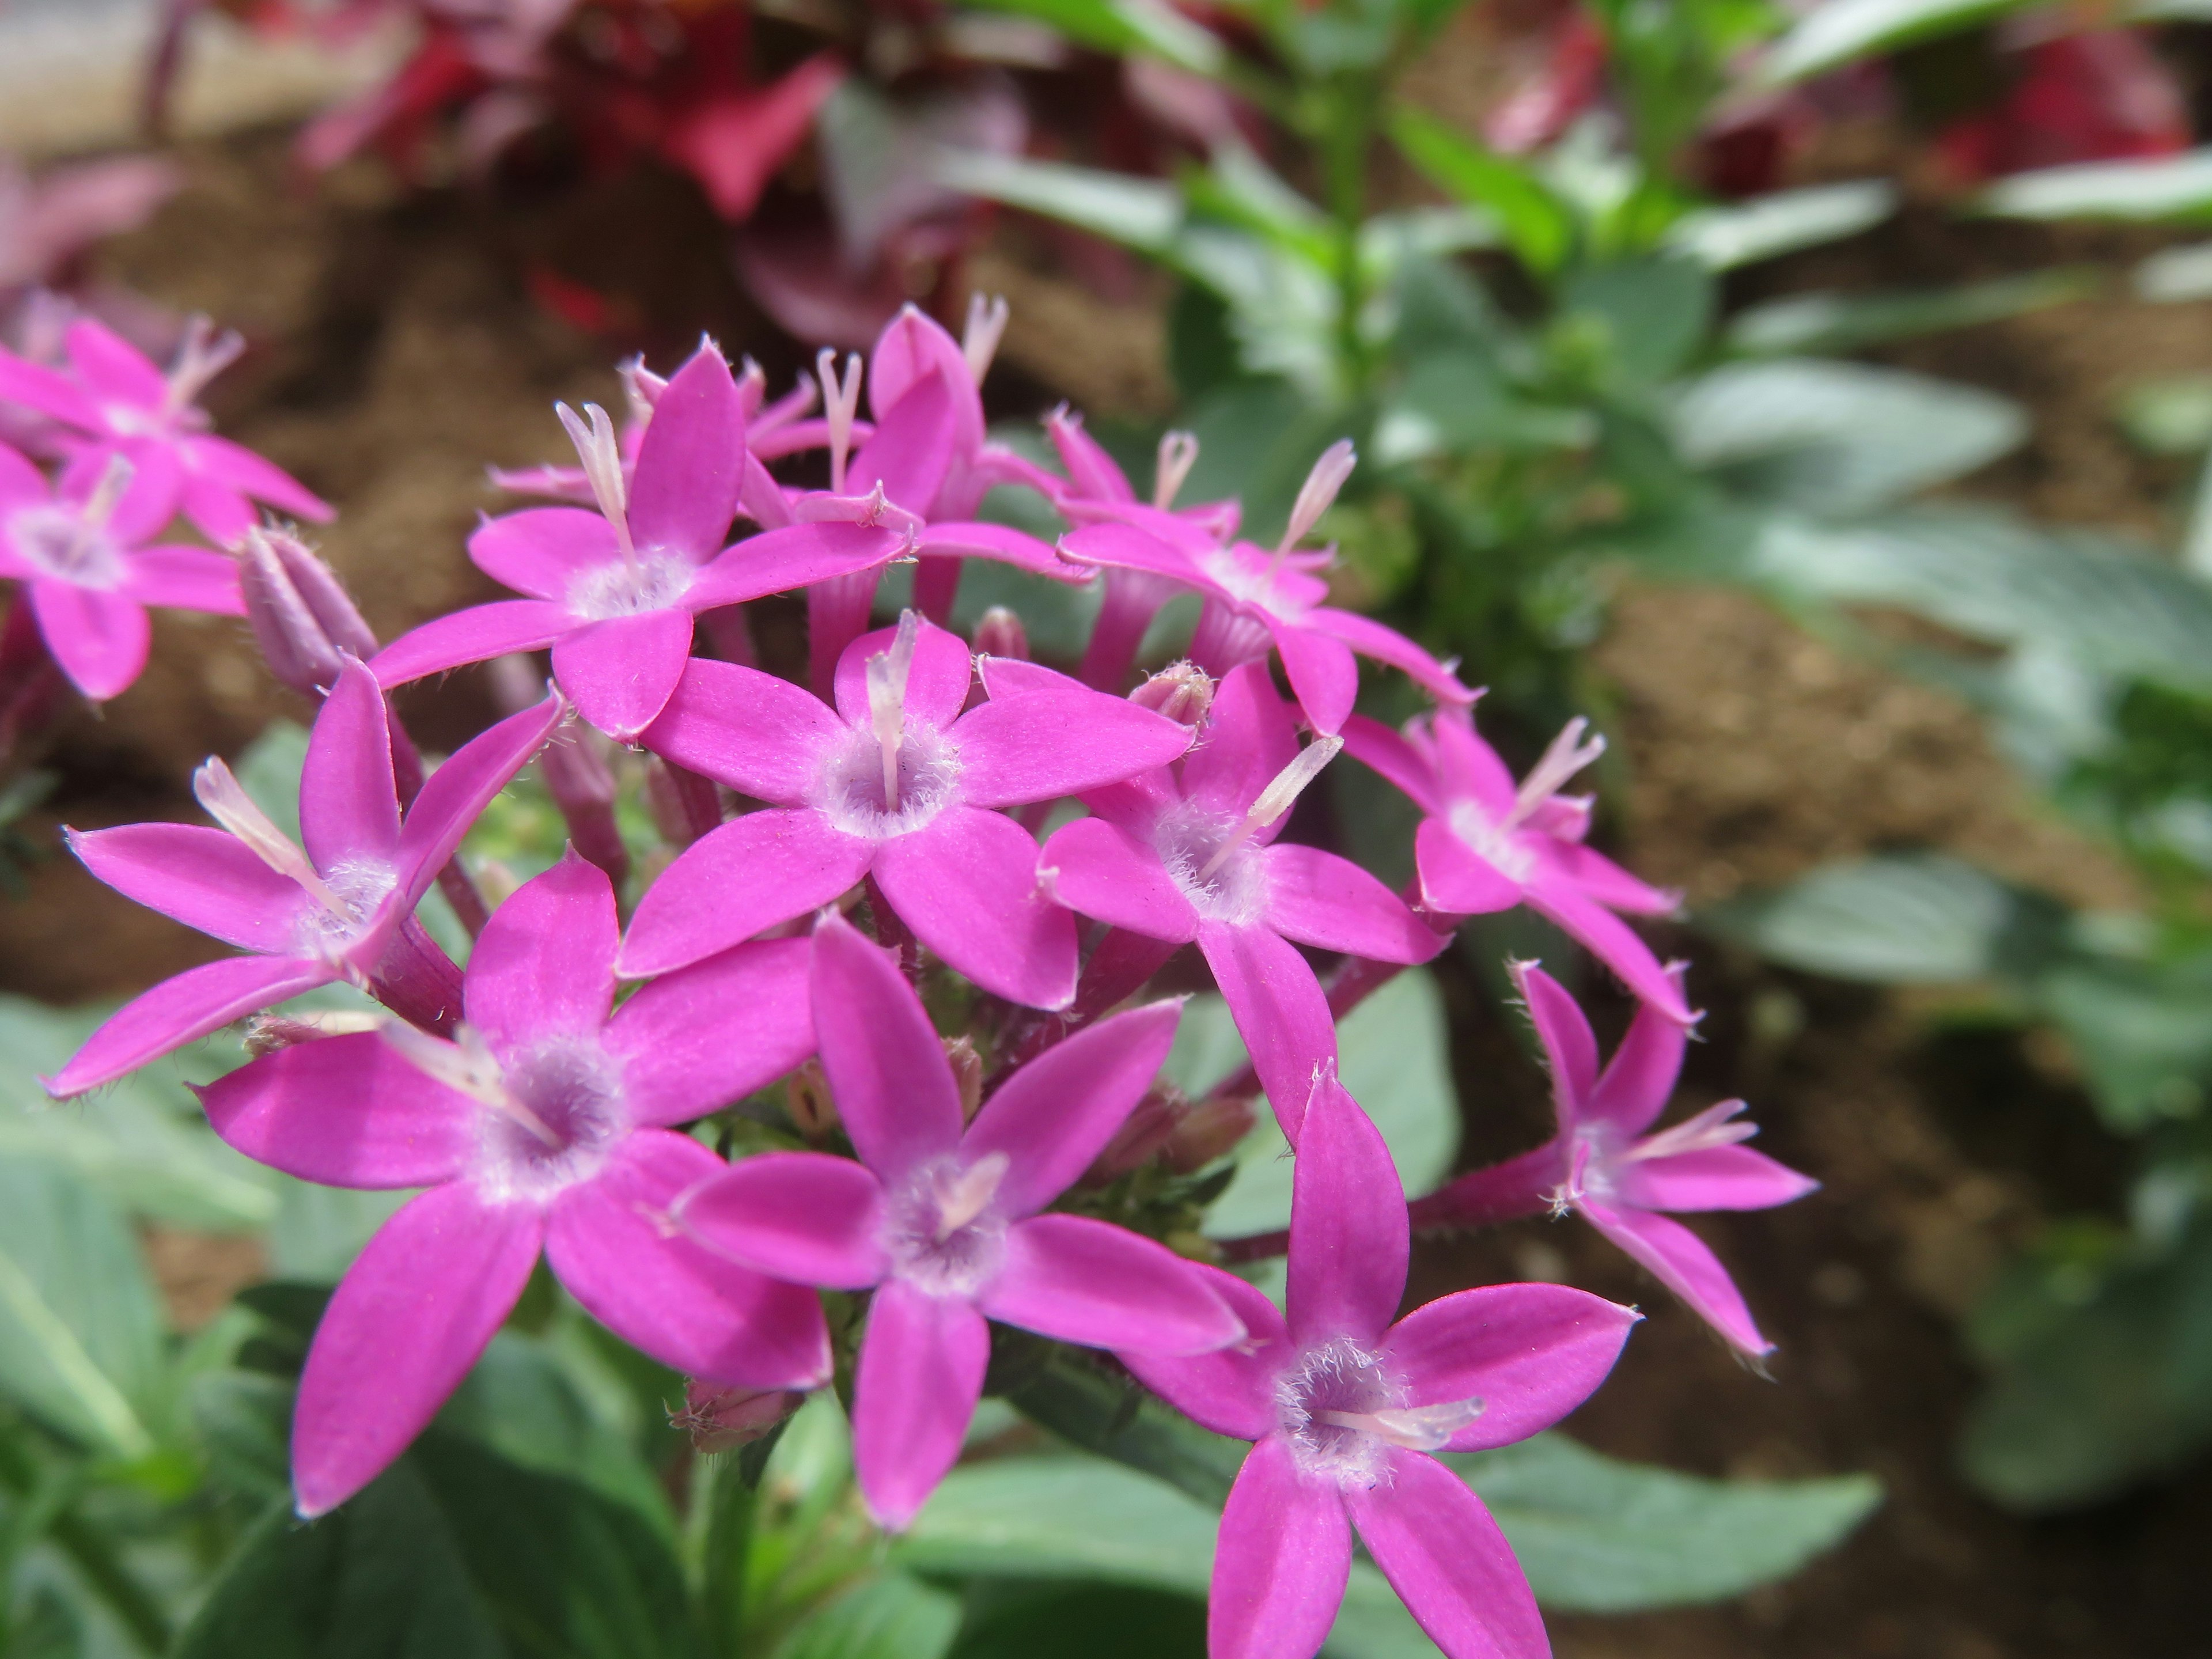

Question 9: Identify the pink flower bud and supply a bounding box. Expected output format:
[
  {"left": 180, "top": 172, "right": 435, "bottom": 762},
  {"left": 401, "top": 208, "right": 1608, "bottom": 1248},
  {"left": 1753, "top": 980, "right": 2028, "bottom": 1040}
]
[
  {"left": 670, "top": 1380, "right": 805, "bottom": 1453},
  {"left": 786, "top": 1058, "right": 836, "bottom": 1138},
  {"left": 1130, "top": 660, "right": 1214, "bottom": 726},
  {"left": 1163, "top": 1092, "right": 1256, "bottom": 1172},
  {"left": 1088, "top": 1084, "right": 1186, "bottom": 1181},
  {"left": 238, "top": 527, "right": 377, "bottom": 697},
  {"left": 973, "top": 607, "right": 1028, "bottom": 661},
  {"left": 945, "top": 1036, "right": 984, "bottom": 1122}
]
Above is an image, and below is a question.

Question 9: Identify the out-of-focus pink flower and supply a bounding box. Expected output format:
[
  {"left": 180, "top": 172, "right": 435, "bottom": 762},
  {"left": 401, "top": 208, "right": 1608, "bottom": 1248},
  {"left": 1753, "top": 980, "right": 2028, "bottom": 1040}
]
[
  {"left": 1936, "top": 28, "right": 2190, "bottom": 184},
  {"left": 0, "top": 153, "right": 181, "bottom": 297},
  {"left": 1484, "top": 3, "right": 1608, "bottom": 155}
]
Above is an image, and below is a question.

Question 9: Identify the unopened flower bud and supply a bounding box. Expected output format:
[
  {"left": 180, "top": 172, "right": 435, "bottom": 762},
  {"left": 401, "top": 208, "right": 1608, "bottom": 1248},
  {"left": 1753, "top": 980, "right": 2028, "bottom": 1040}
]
[
  {"left": 670, "top": 1379, "right": 804, "bottom": 1453},
  {"left": 238, "top": 526, "right": 377, "bottom": 698},
  {"left": 945, "top": 1036, "right": 984, "bottom": 1122},
  {"left": 1131, "top": 661, "right": 1213, "bottom": 726},
  {"left": 786, "top": 1059, "right": 836, "bottom": 1138},
  {"left": 1164, "top": 1092, "right": 1256, "bottom": 1172},
  {"left": 974, "top": 607, "right": 1028, "bottom": 661},
  {"left": 1089, "top": 1085, "right": 1186, "bottom": 1181}
]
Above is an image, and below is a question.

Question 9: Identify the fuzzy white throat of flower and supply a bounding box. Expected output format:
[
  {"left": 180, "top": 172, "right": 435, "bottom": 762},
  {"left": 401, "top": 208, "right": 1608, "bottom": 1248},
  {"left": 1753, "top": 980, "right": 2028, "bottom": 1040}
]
[{"left": 866, "top": 611, "right": 923, "bottom": 812}]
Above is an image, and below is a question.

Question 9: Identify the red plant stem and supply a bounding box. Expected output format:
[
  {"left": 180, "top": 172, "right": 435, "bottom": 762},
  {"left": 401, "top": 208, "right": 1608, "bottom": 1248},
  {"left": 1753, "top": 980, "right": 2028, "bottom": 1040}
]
[
  {"left": 863, "top": 873, "right": 919, "bottom": 975},
  {"left": 662, "top": 759, "right": 725, "bottom": 845},
  {"left": 995, "top": 929, "right": 1183, "bottom": 1078},
  {"left": 367, "top": 916, "right": 466, "bottom": 1033},
  {"left": 0, "top": 598, "right": 62, "bottom": 767},
  {"left": 385, "top": 714, "right": 491, "bottom": 937},
  {"left": 698, "top": 604, "right": 759, "bottom": 668}
]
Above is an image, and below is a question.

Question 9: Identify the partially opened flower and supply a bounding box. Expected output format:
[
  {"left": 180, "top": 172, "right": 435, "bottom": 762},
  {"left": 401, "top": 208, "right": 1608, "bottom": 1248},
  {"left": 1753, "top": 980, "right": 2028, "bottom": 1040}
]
[
  {"left": 370, "top": 340, "right": 903, "bottom": 742},
  {"left": 1039, "top": 662, "right": 1443, "bottom": 1139},
  {"left": 1123, "top": 1074, "right": 1639, "bottom": 1659},
  {"left": 0, "top": 315, "right": 330, "bottom": 543},
  {"left": 1060, "top": 440, "right": 1473, "bottom": 734},
  {"left": 0, "top": 444, "right": 243, "bottom": 699},
  {"left": 676, "top": 910, "right": 1243, "bottom": 1528},
  {"left": 1342, "top": 703, "right": 1692, "bottom": 1023},
  {"left": 47, "top": 660, "right": 560, "bottom": 1096},
  {"left": 196, "top": 851, "right": 831, "bottom": 1516},
  {"left": 626, "top": 611, "right": 1195, "bottom": 1009},
  {"left": 1412, "top": 961, "right": 1815, "bottom": 1356}
]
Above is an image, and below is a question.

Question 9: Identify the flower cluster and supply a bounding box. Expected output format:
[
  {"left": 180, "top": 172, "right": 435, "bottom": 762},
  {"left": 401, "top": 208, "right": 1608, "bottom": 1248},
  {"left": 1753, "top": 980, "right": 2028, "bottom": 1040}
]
[{"left": 42, "top": 301, "right": 1815, "bottom": 1659}]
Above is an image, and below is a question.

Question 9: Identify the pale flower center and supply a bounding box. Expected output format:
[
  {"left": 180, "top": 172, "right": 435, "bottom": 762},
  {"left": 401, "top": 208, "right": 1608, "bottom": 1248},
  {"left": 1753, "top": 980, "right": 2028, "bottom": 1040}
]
[
  {"left": 1152, "top": 802, "right": 1270, "bottom": 926},
  {"left": 1445, "top": 799, "right": 1536, "bottom": 883},
  {"left": 288, "top": 857, "right": 400, "bottom": 963},
  {"left": 8, "top": 505, "right": 124, "bottom": 589},
  {"left": 818, "top": 723, "right": 961, "bottom": 839},
  {"left": 476, "top": 1036, "right": 628, "bottom": 1204},
  {"left": 566, "top": 551, "right": 695, "bottom": 620},
  {"left": 882, "top": 1152, "right": 1010, "bottom": 1298},
  {"left": 1275, "top": 1336, "right": 1484, "bottom": 1488}
]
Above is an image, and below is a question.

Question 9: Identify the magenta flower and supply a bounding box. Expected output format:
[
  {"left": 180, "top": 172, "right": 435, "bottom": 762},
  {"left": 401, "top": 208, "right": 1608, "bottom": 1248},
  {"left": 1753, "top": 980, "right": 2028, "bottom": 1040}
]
[
  {"left": 1038, "top": 662, "right": 1444, "bottom": 1141},
  {"left": 676, "top": 910, "right": 1244, "bottom": 1529},
  {"left": 196, "top": 851, "right": 831, "bottom": 1516},
  {"left": 1122, "top": 1074, "right": 1638, "bottom": 1659},
  {"left": 624, "top": 611, "right": 1196, "bottom": 1009},
  {"left": 369, "top": 341, "right": 903, "bottom": 743},
  {"left": 1412, "top": 961, "right": 1816, "bottom": 1356},
  {"left": 0, "top": 443, "right": 243, "bottom": 699},
  {"left": 1342, "top": 704, "right": 1692, "bottom": 1024},
  {"left": 0, "top": 315, "right": 331, "bottom": 543},
  {"left": 0, "top": 152, "right": 180, "bottom": 299},
  {"left": 47, "top": 660, "right": 560, "bottom": 1097},
  {"left": 1059, "top": 440, "right": 1473, "bottom": 734}
]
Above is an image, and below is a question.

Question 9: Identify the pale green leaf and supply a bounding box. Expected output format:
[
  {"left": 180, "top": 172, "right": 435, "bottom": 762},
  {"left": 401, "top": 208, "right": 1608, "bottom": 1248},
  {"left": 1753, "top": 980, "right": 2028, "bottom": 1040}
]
[
  {"left": 1664, "top": 180, "right": 1895, "bottom": 269},
  {"left": 1979, "top": 148, "right": 2212, "bottom": 223}
]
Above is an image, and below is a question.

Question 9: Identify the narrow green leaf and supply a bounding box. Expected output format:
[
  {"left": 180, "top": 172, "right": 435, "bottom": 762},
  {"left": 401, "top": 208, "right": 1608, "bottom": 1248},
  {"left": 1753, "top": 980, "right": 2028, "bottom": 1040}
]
[
  {"left": 1664, "top": 180, "right": 1896, "bottom": 268},
  {"left": 767, "top": 1571, "right": 960, "bottom": 1659},
  {"left": 1003, "top": 1355, "right": 1248, "bottom": 1506},
  {"left": 1389, "top": 107, "right": 1573, "bottom": 275},
  {"left": 1763, "top": 0, "right": 2031, "bottom": 82},
  {"left": 957, "top": 0, "right": 1226, "bottom": 73},
  {"left": 933, "top": 151, "right": 1183, "bottom": 253},
  {"left": 1979, "top": 147, "right": 2212, "bottom": 222},
  {"left": 1725, "top": 268, "right": 2095, "bottom": 357}
]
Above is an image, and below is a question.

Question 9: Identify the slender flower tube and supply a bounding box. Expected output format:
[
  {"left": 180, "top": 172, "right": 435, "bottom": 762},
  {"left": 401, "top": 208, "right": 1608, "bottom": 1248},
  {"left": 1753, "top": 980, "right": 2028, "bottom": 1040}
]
[
  {"left": 1123, "top": 1074, "right": 1639, "bottom": 1659},
  {"left": 195, "top": 853, "right": 831, "bottom": 1516},
  {"left": 676, "top": 911, "right": 1244, "bottom": 1529}
]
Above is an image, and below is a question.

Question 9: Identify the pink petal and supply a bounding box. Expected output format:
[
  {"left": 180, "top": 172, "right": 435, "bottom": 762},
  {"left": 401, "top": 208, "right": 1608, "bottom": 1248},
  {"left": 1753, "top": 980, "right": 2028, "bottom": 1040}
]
[
  {"left": 642, "top": 657, "right": 843, "bottom": 804},
  {"left": 172, "top": 472, "right": 256, "bottom": 546},
  {"left": 181, "top": 434, "right": 331, "bottom": 522},
  {"left": 607, "top": 937, "right": 815, "bottom": 1124},
  {"left": 121, "top": 545, "right": 244, "bottom": 615},
  {"left": 984, "top": 1213, "right": 1244, "bottom": 1355},
  {"left": 1185, "top": 664, "right": 1300, "bottom": 821},
  {"left": 67, "top": 822, "right": 304, "bottom": 952},
  {"left": 876, "top": 807, "right": 1078, "bottom": 1010},
  {"left": 0, "top": 351, "right": 102, "bottom": 430},
  {"left": 59, "top": 442, "right": 180, "bottom": 544},
  {"left": 1046, "top": 408, "right": 1135, "bottom": 503},
  {"left": 869, "top": 305, "right": 980, "bottom": 450},
  {"left": 1117, "top": 1263, "right": 1287, "bottom": 1442},
  {"left": 1308, "top": 608, "right": 1475, "bottom": 707},
  {"left": 299, "top": 660, "right": 402, "bottom": 871},
  {"left": 1544, "top": 839, "right": 1679, "bottom": 916},
  {"left": 0, "top": 442, "right": 48, "bottom": 513},
  {"left": 468, "top": 507, "right": 622, "bottom": 600},
  {"left": 618, "top": 810, "right": 873, "bottom": 977},
  {"left": 964, "top": 999, "right": 1183, "bottom": 1215},
  {"left": 1196, "top": 922, "right": 1335, "bottom": 1143},
  {"left": 852, "top": 1279, "right": 990, "bottom": 1531},
  {"left": 1339, "top": 714, "right": 1442, "bottom": 817},
  {"left": 45, "top": 953, "right": 335, "bottom": 1098},
  {"left": 1270, "top": 622, "right": 1359, "bottom": 737},
  {"left": 292, "top": 1183, "right": 543, "bottom": 1516},
  {"left": 1580, "top": 1202, "right": 1772, "bottom": 1355},
  {"left": 684, "top": 521, "right": 903, "bottom": 611},
  {"left": 196, "top": 1031, "right": 474, "bottom": 1187},
  {"left": 1285, "top": 1078, "right": 1408, "bottom": 1351},
  {"left": 1412, "top": 819, "right": 1524, "bottom": 916},
  {"left": 914, "top": 521, "right": 1086, "bottom": 581},
  {"left": 546, "top": 1130, "right": 833, "bottom": 1386},
  {"left": 1346, "top": 1452, "right": 1546, "bottom": 1659},
  {"left": 1429, "top": 708, "right": 1520, "bottom": 817},
  {"left": 1512, "top": 961, "right": 1599, "bottom": 1119},
  {"left": 1617, "top": 1145, "right": 1819, "bottom": 1214},
  {"left": 1260, "top": 844, "right": 1445, "bottom": 964},
  {"left": 552, "top": 608, "right": 696, "bottom": 743},
  {"left": 832, "top": 614, "right": 975, "bottom": 730},
  {"left": 370, "top": 599, "right": 573, "bottom": 688},
  {"left": 853, "top": 370, "right": 956, "bottom": 516},
  {"left": 676, "top": 1149, "right": 889, "bottom": 1289},
  {"left": 662, "top": 54, "right": 844, "bottom": 219},
  {"left": 953, "top": 678, "right": 1194, "bottom": 809},
  {"left": 1209, "top": 1435, "right": 1353, "bottom": 1659},
  {"left": 1059, "top": 520, "right": 1212, "bottom": 589},
  {"left": 628, "top": 343, "right": 743, "bottom": 562},
  {"left": 30, "top": 581, "right": 148, "bottom": 700},
  {"left": 1037, "top": 817, "right": 1199, "bottom": 944},
  {"left": 65, "top": 317, "right": 165, "bottom": 410},
  {"left": 393, "top": 691, "right": 563, "bottom": 903},
  {"left": 1522, "top": 874, "right": 1694, "bottom": 1024},
  {"left": 1381, "top": 1282, "right": 1638, "bottom": 1452},
  {"left": 464, "top": 850, "right": 616, "bottom": 1051},
  {"left": 1584, "top": 994, "right": 1690, "bottom": 1135},
  {"left": 810, "top": 910, "right": 966, "bottom": 1181}
]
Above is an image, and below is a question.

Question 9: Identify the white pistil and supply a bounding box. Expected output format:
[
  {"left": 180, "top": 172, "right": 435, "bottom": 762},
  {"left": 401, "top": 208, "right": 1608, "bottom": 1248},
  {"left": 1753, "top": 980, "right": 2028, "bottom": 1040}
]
[
  {"left": 816, "top": 348, "right": 863, "bottom": 495},
  {"left": 192, "top": 756, "right": 339, "bottom": 909},
  {"left": 1154, "top": 431, "right": 1199, "bottom": 509},
  {"left": 1197, "top": 735, "right": 1343, "bottom": 881},
  {"left": 556, "top": 400, "right": 634, "bottom": 563},
  {"left": 962, "top": 293, "right": 1010, "bottom": 385},
  {"left": 1624, "top": 1099, "right": 1759, "bottom": 1162},
  {"left": 934, "top": 1151, "right": 1009, "bottom": 1241},
  {"left": 866, "top": 611, "right": 922, "bottom": 811},
  {"left": 79, "top": 452, "right": 135, "bottom": 531},
  {"left": 1508, "top": 717, "right": 1604, "bottom": 830},
  {"left": 616, "top": 354, "right": 666, "bottom": 426},
  {"left": 165, "top": 314, "right": 245, "bottom": 419},
  {"left": 1272, "top": 438, "right": 1355, "bottom": 569},
  {"left": 378, "top": 1020, "right": 562, "bottom": 1149},
  {"left": 1316, "top": 1397, "right": 1486, "bottom": 1453}
]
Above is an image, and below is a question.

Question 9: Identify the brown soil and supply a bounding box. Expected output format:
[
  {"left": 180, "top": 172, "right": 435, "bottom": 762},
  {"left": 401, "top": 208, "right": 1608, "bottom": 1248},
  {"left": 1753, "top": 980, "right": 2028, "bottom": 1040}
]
[{"left": 6, "top": 124, "right": 2210, "bottom": 1656}]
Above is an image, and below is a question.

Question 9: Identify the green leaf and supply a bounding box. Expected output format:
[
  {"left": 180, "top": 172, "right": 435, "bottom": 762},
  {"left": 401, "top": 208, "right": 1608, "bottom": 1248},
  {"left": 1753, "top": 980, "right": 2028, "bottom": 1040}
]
[
  {"left": 188, "top": 1369, "right": 295, "bottom": 1502},
  {"left": 956, "top": 0, "right": 1226, "bottom": 74},
  {"left": 1560, "top": 257, "right": 1714, "bottom": 383},
  {"left": 949, "top": 1582, "right": 1205, "bottom": 1659},
  {"left": 1002, "top": 1355, "right": 1249, "bottom": 1506},
  {"left": 1763, "top": 0, "right": 2032, "bottom": 82},
  {"left": 2033, "top": 953, "right": 2212, "bottom": 1130},
  {"left": 2113, "top": 374, "right": 2212, "bottom": 456},
  {"left": 1663, "top": 180, "right": 1896, "bottom": 268},
  {"left": 1388, "top": 108, "right": 1572, "bottom": 275},
  {"left": 1453, "top": 1434, "right": 1879, "bottom": 1609},
  {"left": 1724, "top": 268, "right": 2095, "bottom": 357},
  {"left": 933, "top": 151, "right": 1183, "bottom": 254},
  {"left": 1672, "top": 359, "right": 2025, "bottom": 513},
  {"left": 2134, "top": 238, "right": 2212, "bottom": 302},
  {"left": 1979, "top": 148, "right": 2212, "bottom": 223},
  {"left": 1374, "top": 350, "right": 1596, "bottom": 468},
  {"left": 767, "top": 1571, "right": 960, "bottom": 1659}
]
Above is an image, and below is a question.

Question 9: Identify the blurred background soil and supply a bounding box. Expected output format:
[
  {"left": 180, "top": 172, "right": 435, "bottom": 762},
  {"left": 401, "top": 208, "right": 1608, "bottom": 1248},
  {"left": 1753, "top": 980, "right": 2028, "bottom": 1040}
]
[{"left": 7, "top": 120, "right": 2211, "bottom": 1659}]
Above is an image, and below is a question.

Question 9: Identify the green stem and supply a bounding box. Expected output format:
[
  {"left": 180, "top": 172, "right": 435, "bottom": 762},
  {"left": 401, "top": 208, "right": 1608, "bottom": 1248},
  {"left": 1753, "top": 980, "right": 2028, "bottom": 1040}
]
[
  {"left": 0, "top": 1431, "right": 173, "bottom": 1654},
  {"left": 1322, "top": 79, "right": 1377, "bottom": 396}
]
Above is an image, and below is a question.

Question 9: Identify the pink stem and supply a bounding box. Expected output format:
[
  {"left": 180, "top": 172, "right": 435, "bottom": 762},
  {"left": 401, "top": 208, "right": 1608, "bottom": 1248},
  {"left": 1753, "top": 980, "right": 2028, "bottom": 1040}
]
[
  {"left": 912, "top": 555, "right": 963, "bottom": 624},
  {"left": 366, "top": 916, "right": 465, "bottom": 1033}
]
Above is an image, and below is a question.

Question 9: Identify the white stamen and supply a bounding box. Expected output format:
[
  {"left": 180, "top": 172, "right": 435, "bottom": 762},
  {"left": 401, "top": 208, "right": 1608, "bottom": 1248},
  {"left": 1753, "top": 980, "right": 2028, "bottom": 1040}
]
[
  {"left": 191, "top": 756, "right": 335, "bottom": 906},
  {"left": 1277, "top": 438, "right": 1356, "bottom": 559},
  {"left": 816, "top": 349, "right": 863, "bottom": 495},
  {"left": 1508, "top": 718, "right": 1605, "bottom": 828},
  {"left": 1624, "top": 1099, "right": 1758, "bottom": 1163},
  {"left": 962, "top": 293, "right": 1010, "bottom": 385},
  {"left": 616, "top": 355, "right": 666, "bottom": 426},
  {"left": 379, "top": 1020, "right": 562, "bottom": 1148},
  {"left": 734, "top": 355, "right": 767, "bottom": 419},
  {"left": 1154, "top": 431, "right": 1200, "bottom": 510},
  {"left": 556, "top": 401, "right": 633, "bottom": 560},
  {"left": 866, "top": 611, "right": 922, "bottom": 810},
  {"left": 165, "top": 314, "right": 245, "bottom": 417},
  {"left": 935, "top": 1151, "right": 1009, "bottom": 1239},
  {"left": 79, "top": 452, "right": 135, "bottom": 530},
  {"left": 1317, "top": 1397, "right": 1485, "bottom": 1452},
  {"left": 1198, "top": 735, "right": 1343, "bottom": 880}
]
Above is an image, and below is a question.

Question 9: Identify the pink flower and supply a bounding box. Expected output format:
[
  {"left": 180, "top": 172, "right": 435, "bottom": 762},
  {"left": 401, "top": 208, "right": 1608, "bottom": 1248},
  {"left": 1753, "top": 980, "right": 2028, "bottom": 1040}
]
[
  {"left": 1060, "top": 440, "right": 1474, "bottom": 734},
  {"left": 47, "top": 660, "right": 560, "bottom": 1097},
  {"left": 1412, "top": 962, "right": 1816, "bottom": 1357},
  {"left": 370, "top": 341, "right": 904, "bottom": 743},
  {"left": 1342, "top": 703, "right": 1693, "bottom": 1023},
  {"left": 1123, "top": 1074, "right": 1638, "bottom": 1659},
  {"left": 0, "top": 315, "right": 331, "bottom": 543},
  {"left": 675, "top": 910, "right": 1244, "bottom": 1529},
  {"left": 1039, "top": 662, "right": 1444, "bottom": 1141},
  {"left": 624, "top": 611, "right": 1195, "bottom": 1009},
  {"left": 0, "top": 152, "right": 181, "bottom": 297},
  {"left": 196, "top": 851, "right": 831, "bottom": 1516},
  {"left": 0, "top": 443, "right": 243, "bottom": 699}
]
